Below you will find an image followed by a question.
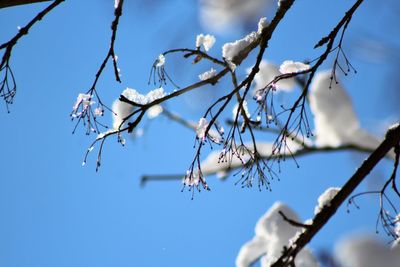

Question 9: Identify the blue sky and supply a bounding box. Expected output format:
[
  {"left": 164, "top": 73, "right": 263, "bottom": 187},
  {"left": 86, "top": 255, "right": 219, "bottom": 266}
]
[{"left": 0, "top": 1, "right": 399, "bottom": 266}]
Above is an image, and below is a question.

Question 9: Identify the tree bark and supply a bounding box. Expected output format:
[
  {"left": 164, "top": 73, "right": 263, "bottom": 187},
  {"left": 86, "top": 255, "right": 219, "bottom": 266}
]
[
  {"left": 271, "top": 123, "right": 400, "bottom": 267},
  {"left": 0, "top": 0, "right": 51, "bottom": 9}
]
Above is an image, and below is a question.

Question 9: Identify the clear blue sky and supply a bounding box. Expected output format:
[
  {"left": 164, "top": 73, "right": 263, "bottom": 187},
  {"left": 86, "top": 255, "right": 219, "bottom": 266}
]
[{"left": 0, "top": 1, "right": 398, "bottom": 266}]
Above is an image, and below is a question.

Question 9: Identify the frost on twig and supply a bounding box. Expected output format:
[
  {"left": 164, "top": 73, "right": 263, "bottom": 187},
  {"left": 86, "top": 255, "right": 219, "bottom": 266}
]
[
  {"left": 196, "top": 34, "right": 216, "bottom": 52},
  {"left": 71, "top": 0, "right": 124, "bottom": 135},
  {"left": 149, "top": 54, "right": 179, "bottom": 88}
]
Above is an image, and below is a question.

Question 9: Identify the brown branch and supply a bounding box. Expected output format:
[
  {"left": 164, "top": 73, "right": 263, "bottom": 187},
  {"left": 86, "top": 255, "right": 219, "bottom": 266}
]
[
  {"left": 140, "top": 141, "right": 393, "bottom": 185},
  {"left": 71, "top": 0, "right": 124, "bottom": 135},
  {"left": 0, "top": 0, "right": 63, "bottom": 53},
  {"left": 271, "top": 123, "right": 400, "bottom": 267},
  {"left": 89, "top": 0, "right": 124, "bottom": 90},
  {"left": 84, "top": 0, "right": 297, "bottom": 170},
  {"left": 0, "top": 0, "right": 50, "bottom": 9},
  {"left": 0, "top": 0, "right": 64, "bottom": 110},
  {"left": 278, "top": 211, "right": 311, "bottom": 229}
]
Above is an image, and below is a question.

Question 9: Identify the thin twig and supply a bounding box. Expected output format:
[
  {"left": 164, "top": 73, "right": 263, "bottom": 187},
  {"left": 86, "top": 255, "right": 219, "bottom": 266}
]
[
  {"left": 279, "top": 211, "right": 312, "bottom": 229},
  {"left": 140, "top": 142, "right": 391, "bottom": 185},
  {"left": 0, "top": 0, "right": 64, "bottom": 110}
]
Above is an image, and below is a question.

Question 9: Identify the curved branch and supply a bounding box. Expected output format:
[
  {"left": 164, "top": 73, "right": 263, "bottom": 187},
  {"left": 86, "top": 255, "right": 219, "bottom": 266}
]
[{"left": 0, "top": 0, "right": 64, "bottom": 110}]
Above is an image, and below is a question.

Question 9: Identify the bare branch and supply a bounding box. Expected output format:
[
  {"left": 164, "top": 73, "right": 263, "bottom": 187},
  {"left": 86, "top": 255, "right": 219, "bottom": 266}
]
[
  {"left": 0, "top": 0, "right": 51, "bottom": 9},
  {"left": 278, "top": 210, "right": 311, "bottom": 229},
  {"left": 0, "top": 0, "right": 64, "bottom": 111}
]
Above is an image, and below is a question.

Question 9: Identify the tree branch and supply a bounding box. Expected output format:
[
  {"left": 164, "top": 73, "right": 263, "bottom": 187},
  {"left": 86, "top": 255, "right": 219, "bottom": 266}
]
[
  {"left": 140, "top": 142, "right": 393, "bottom": 185},
  {"left": 0, "top": 0, "right": 50, "bottom": 9},
  {"left": 271, "top": 123, "right": 400, "bottom": 267},
  {"left": 0, "top": 0, "right": 64, "bottom": 111},
  {"left": 70, "top": 0, "right": 124, "bottom": 135}
]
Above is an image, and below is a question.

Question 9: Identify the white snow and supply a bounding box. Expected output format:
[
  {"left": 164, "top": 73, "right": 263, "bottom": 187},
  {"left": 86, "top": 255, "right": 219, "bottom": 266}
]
[
  {"left": 232, "top": 100, "right": 251, "bottom": 120},
  {"left": 200, "top": 148, "right": 249, "bottom": 177},
  {"left": 155, "top": 54, "right": 165, "bottom": 67},
  {"left": 72, "top": 93, "right": 94, "bottom": 116},
  {"left": 96, "top": 129, "right": 117, "bottom": 140},
  {"left": 389, "top": 122, "right": 400, "bottom": 131},
  {"left": 145, "top": 87, "right": 166, "bottom": 103},
  {"left": 236, "top": 202, "right": 400, "bottom": 267},
  {"left": 278, "top": 0, "right": 288, "bottom": 7},
  {"left": 393, "top": 215, "right": 400, "bottom": 249},
  {"left": 119, "top": 87, "right": 166, "bottom": 105},
  {"left": 309, "top": 71, "right": 386, "bottom": 153},
  {"left": 199, "top": 68, "right": 217, "bottom": 81},
  {"left": 250, "top": 60, "right": 297, "bottom": 93},
  {"left": 314, "top": 187, "right": 341, "bottom": 214},
  {"left": 222, "top": 17, "right": 268, "bottom": 63},
  {"left": 279, "top": 60, "right": 310, "bottom": 74},
  {"left": 236, "top": 202, "right": 318, "bottom": 267},
  {"left": 196, "top": 117, "right": 209, "bottom": 140},
  {"left": 114, "top": 0, "right": 120, "bottom": 9},
  {"left": 309, "top": 71, "right": 359, "bottom": 147},
  {"left": 257, "top": 17, "right": 268, "bottom": 34},
  {"left": 147, "top": 105, "right": 163, "bottom": 119},
  {"left": 183, "top": 169, "right": 201, "bottom": 186},
  {"left": 236, "top": 236, "right": 268, "bottom": 267},
  {"left": 112, "top": 87, "right": 166, "bottom": 129},
  {"left": 94, "top": 107, "right": 103, "bottom": 116},
  {"left": 196, "top": 34, "right": 216, "bottom": 51},
  {"left": 222, "top": 31, "right": 258, "bottom": 62},
  {"left": 121, "top": 88, "right": 146, "bottom": 105},
  {"left": 112, "top": 98, "right": 133, "bottom": 129},
  {"left": 199, "top": 0, "right": 275, "bottom": 33},
  {"left": 335, "top": 235, "right": 400, "bottom": 267}
]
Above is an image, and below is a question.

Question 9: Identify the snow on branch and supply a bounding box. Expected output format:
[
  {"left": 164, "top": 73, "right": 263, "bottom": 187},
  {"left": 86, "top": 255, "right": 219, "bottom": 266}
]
[
  {"left": 270, "top": 123, "right": 400, "bottom": 267},
  {"left": 236, "top": 202, "right": 318, "bottom": 267},
  {"left": 83, "top": 1, "right": 297, "bottom": 180},
  {"left": 78, "top": 0, "right": 373, "bottom": 209},
  {"left": 238, "top": 200, "right": 400, "bottom": 267}
]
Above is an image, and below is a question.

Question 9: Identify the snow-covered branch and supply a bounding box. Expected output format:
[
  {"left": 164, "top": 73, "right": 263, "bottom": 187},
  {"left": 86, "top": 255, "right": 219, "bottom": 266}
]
[{"left": 270, "top": 123, "right": 400, "bottom": 267}]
